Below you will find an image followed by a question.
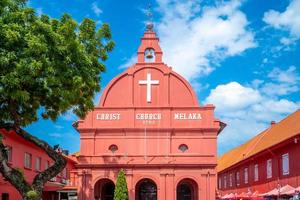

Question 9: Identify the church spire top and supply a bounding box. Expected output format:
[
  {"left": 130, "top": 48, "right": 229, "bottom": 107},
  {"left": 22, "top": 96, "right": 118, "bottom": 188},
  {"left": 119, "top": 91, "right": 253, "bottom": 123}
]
[{"left": 146, "top": 3, "right": 154, "bottom": 31}]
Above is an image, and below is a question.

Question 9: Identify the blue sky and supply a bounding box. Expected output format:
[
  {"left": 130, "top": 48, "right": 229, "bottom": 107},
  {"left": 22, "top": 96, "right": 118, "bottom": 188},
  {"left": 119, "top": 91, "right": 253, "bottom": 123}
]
[{"left": 25, "top": 0, "right": 300, "bottom": 155}]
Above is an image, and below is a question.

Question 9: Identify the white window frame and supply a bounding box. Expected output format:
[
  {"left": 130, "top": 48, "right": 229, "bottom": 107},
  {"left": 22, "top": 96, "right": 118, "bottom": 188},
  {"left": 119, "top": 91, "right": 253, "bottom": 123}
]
[
  {"left": 236, "top": 171, "right": 240, "bottom": 186},
  {"left": 267, "top": 159, "right": 272, "bottom": 179},
  {"left": 282, "top": 153, "right": 289, "bottom": 175},
  {"left": 244, "top": 168, "right": 248, "bottom": 184},
  {"left": 254, "top": 164, "right": 259, "bottom": 181},
  {"left": 35, "top": 157, "right": 42, "bottom": 171},
  {"left": 24, "top": 153, "right": 32, "bottom": 169},
  {"left": 45, "top": 160, "right": 50, "bottom": 169}
]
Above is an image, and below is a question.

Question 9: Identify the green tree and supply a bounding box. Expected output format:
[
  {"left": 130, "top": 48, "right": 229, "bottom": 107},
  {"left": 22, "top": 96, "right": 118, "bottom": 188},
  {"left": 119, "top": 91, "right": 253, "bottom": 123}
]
[
  {"left": 0, "top": 0, "right": 114, "bottom": 199},
  {"left": 114, "top": 169, "right": 129, "bottom": 200}
]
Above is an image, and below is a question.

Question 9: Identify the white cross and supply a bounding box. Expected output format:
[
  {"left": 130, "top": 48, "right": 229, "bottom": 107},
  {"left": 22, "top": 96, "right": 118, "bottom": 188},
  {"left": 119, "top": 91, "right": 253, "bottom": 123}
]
[{"left": 138, "top": 73, "right": 159, "bottom": 103}]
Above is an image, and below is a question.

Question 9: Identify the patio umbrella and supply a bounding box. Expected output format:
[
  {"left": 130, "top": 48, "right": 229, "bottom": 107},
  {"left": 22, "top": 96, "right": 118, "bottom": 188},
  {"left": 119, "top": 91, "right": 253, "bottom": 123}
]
[
  {"left": 284, "top": 186, "right": 300, "bottom": 195},
  {"left": 249, "top": 190, "right": 264, "bottom": 200},
  {"left": 225, "top": 193, "right": 236, "bottom": 199},
  {"left": 222, "top": 194, "right": 229, "bottom": 199},
  {"left": 237, "top": 192, "right": 250, "bottom": 199},
  {"left": 261, "top": 184, "right": 295, "bottom": 197}
]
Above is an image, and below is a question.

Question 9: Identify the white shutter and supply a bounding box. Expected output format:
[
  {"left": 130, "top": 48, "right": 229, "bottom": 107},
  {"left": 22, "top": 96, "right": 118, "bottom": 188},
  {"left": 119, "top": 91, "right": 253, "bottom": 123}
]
[
  {"left": 244, "top": 168, "right": 248, "bottom": 184},
  {"left": 267, "top": 159, "right": 272, "bottom": 178},
  {"left": 254, "top": 164, "right": 259, "bottom": 181},
  {"left": 236, "top": 172, "right": 240, "bottom": 186},
  {"left": 282, "top": 153, "right": 289, "bottom": 175}
]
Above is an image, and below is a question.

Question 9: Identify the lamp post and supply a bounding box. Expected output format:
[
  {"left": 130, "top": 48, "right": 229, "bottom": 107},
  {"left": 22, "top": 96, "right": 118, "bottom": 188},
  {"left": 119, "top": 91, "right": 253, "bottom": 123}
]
[{"left": 277, "top": 183, "right": 281, "bottom": 200}]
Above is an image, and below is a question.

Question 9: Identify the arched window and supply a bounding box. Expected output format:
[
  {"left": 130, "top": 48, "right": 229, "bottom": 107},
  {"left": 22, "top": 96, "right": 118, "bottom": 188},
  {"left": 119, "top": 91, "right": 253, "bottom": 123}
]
[
  {"left": 144, "top": 48, "right": 155, "bottom": 63},
  {"left": 135, "top": 178, "right": 157, "bottom": 200},
  {"left": 178, "top": 144, "right": 188, "bottom": 152},
  {"left": 108, "top": 144, "right": 118, "bottom": 153}
]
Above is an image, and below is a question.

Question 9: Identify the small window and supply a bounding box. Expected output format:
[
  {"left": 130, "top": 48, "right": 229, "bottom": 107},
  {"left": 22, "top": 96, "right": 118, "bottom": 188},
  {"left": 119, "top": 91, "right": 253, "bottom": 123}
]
[
  {"left": 24, "top": 153, "right": 32, "bottom": 169},
  {"left": 224, "top": 175, "right": 227, "bottom": 189},
  {"left": 244, "top": 168, "right": 248, "bottom": 184},
  {"left": 2, "top": 193, "right": 9, "bottom": 200},
  {"left": 229, "top": 173, "right": 233, "bottom": 187},
  {"left": 236, "top": 171, "right": 240, "bottom": 186},
  {"left": 35, "top": 157, "right": 41, "bottom": 171},
  {"left": 109, "top": 144, "right": 118, "bottom": 153},
  {"left": 218, "top": 177, "right": 222, "bottom": 189},
  {"left": 267, "top": 159, "right": 272, "bottom": 178},
  {"left": 45, "top": 160, "right": 50, "bottom": 169},
  {"left": 254, "top": 164, "right": 259, "bottom": 181},
  {"left": 6, "top": 146, "right": 12, "bottom": 162},
  {"left": 282, "top": 153, "right": 289, "bottom": 175},
  {"left": 178, "top": 144, "right": 188, "bottom": 152}
]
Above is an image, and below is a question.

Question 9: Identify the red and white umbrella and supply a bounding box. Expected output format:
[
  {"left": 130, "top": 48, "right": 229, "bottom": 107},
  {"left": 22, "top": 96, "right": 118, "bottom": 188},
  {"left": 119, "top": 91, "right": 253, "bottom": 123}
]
[{"left": 261, "top": 184, "right": 295, "bottom": 196}]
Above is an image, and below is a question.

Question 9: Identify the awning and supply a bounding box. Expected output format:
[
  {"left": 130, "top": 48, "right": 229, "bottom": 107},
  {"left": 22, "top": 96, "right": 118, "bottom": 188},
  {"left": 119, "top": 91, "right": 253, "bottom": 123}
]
[
  {"left": 43, "top": 181, "right": 65, "bottom": 192},
  {"left": 261, "top": 184, "right": 295, "bottom": 196},
  {"left": 221, "top": 193, "right": 237, "bottom": 199},
  {"left": 283, "top": 186, "right": 300, "bottom": 195}
]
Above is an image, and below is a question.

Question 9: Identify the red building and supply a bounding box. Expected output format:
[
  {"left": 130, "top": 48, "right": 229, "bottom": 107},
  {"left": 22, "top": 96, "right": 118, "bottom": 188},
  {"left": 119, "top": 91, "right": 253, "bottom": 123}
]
[
  {"left": 72, "top": 24, "right": 224, "bottom": 200},
  {"left": 217, "top": 109, "right": 300, "bottom": 197},
  {"left": 0, "top": 128, "right": 78, "bottom": 200}
]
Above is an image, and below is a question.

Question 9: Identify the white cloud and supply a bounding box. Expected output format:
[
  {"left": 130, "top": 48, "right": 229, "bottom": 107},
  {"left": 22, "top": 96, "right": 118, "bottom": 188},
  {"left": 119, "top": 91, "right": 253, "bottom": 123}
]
[
  {"left": 268, "top": 66, "right": 299, "bottom": 83},
  {"left": 156, "top": 0, "right": 256, "bottom": 81},
  {"left": 206, "top": 82, "right": 261, "bottom": 112},
  {"left": 261, "top": 82, "right": 299, "bottom": 96},
  {"left": 205, "top": 81, "right": 299, "bottom": 154},
  {"left": 91, "top": 2, "right": 102, "bottom": 17},
  {"left": 118, "top": 55, "right": 137, "bottom": 69},
  {"left": 263, "top": 0, "right": 300, "bottom": 38},
  {"left": 261, "top": 66, "right": 300, "bottom": 96}
]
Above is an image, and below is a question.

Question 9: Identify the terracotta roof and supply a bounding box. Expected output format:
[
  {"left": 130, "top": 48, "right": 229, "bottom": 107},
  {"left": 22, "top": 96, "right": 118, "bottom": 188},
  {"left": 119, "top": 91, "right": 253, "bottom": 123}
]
[
  {"left": 72, "top": 151, "right": 80, "bottom": 157},
  {"left": 217, "top": 109, "right": 300, "bottom": 173}
]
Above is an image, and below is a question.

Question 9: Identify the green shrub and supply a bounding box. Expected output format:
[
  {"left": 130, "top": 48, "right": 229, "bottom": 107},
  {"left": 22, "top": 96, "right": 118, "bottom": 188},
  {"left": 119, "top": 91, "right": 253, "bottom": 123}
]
[
  {"left": 114, "top": 169, "right": 129, "bottom": 200},
  {"left": 27, "top": 190, "right": 38, "bottom": 200}
]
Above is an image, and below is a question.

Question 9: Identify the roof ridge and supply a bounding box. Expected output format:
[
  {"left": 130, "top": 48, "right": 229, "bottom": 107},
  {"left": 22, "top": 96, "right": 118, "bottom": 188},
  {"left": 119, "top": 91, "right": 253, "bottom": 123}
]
[{"left": 243, "top": 127, "right": 271, "bottom": 158}]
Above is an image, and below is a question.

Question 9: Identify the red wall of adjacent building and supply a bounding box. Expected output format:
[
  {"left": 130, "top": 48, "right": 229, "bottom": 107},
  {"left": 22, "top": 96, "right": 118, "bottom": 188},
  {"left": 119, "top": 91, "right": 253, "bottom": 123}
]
[
  {"left": 218, "top": 135, "right": 300, "bottom": 195},
  {"left": 0, "top": 128, "right": 76, "bottom": 200}
]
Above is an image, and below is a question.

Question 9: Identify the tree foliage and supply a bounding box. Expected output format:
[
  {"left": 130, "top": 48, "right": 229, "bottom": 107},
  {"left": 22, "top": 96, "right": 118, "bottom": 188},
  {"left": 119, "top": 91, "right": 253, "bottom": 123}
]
[
  {"left": 114, "top": 169, "right": 129, "bottom": 200},
  {"left": 0, "top": 0, "right": 114, "bottom": 199},
  {"left": 0, "top": 0, "right": 114, "bottom": 126}
]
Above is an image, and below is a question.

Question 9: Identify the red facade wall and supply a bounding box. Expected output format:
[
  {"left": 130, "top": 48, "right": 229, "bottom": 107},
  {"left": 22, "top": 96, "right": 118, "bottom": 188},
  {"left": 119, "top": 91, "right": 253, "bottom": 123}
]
[
  {"left": 0, "top": 128, "right": 76, "bottom": 200},
  {"left": 218, "top": 135, "right": 300, "bottom": 195},
  {"left": 74, "top": 29, "right": 223, "bottom": 200}
]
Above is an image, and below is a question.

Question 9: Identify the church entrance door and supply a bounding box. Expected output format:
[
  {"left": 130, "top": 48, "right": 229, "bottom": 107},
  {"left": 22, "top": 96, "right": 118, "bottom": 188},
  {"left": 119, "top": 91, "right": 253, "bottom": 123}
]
[
  {"left": 94, "top": 179, "right": 115, "bottom": 200},
  {"left": 136, "top": 179, "right": 157, "bottom": 200},
  {"left": 176, "top": 179, "right": 198, "bottom": 200}
]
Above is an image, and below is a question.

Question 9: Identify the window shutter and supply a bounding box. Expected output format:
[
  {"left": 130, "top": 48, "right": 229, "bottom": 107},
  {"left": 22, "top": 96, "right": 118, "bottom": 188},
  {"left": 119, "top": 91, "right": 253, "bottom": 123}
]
[
  {"left": 267, "top": 159, "right": 272, "bottom": 178},
  {"left": 282, "top": 153, "right": 289, "bottom": 175}
]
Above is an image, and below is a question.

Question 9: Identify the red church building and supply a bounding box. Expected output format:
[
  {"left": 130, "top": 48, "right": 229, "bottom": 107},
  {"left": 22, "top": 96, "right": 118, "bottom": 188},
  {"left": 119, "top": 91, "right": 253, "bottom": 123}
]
[
  {"left": 0, "top": 127, "right": 78, "bottom": 200},
  {"left": 72, "top": 24, "right": 225, "bottom": 200},
  {"left": 217, "top": 109, "right": 300, "bottom": 197}
]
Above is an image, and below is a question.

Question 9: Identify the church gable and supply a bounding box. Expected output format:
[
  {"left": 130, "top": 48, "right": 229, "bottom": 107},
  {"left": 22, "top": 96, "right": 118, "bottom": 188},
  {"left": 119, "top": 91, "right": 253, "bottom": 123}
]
[
  {"left": 77, "top": 27, "right": 222, "bottom": 132},
  {"left": 99, "top": 64, "right": 198, "bottom": 107}
]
